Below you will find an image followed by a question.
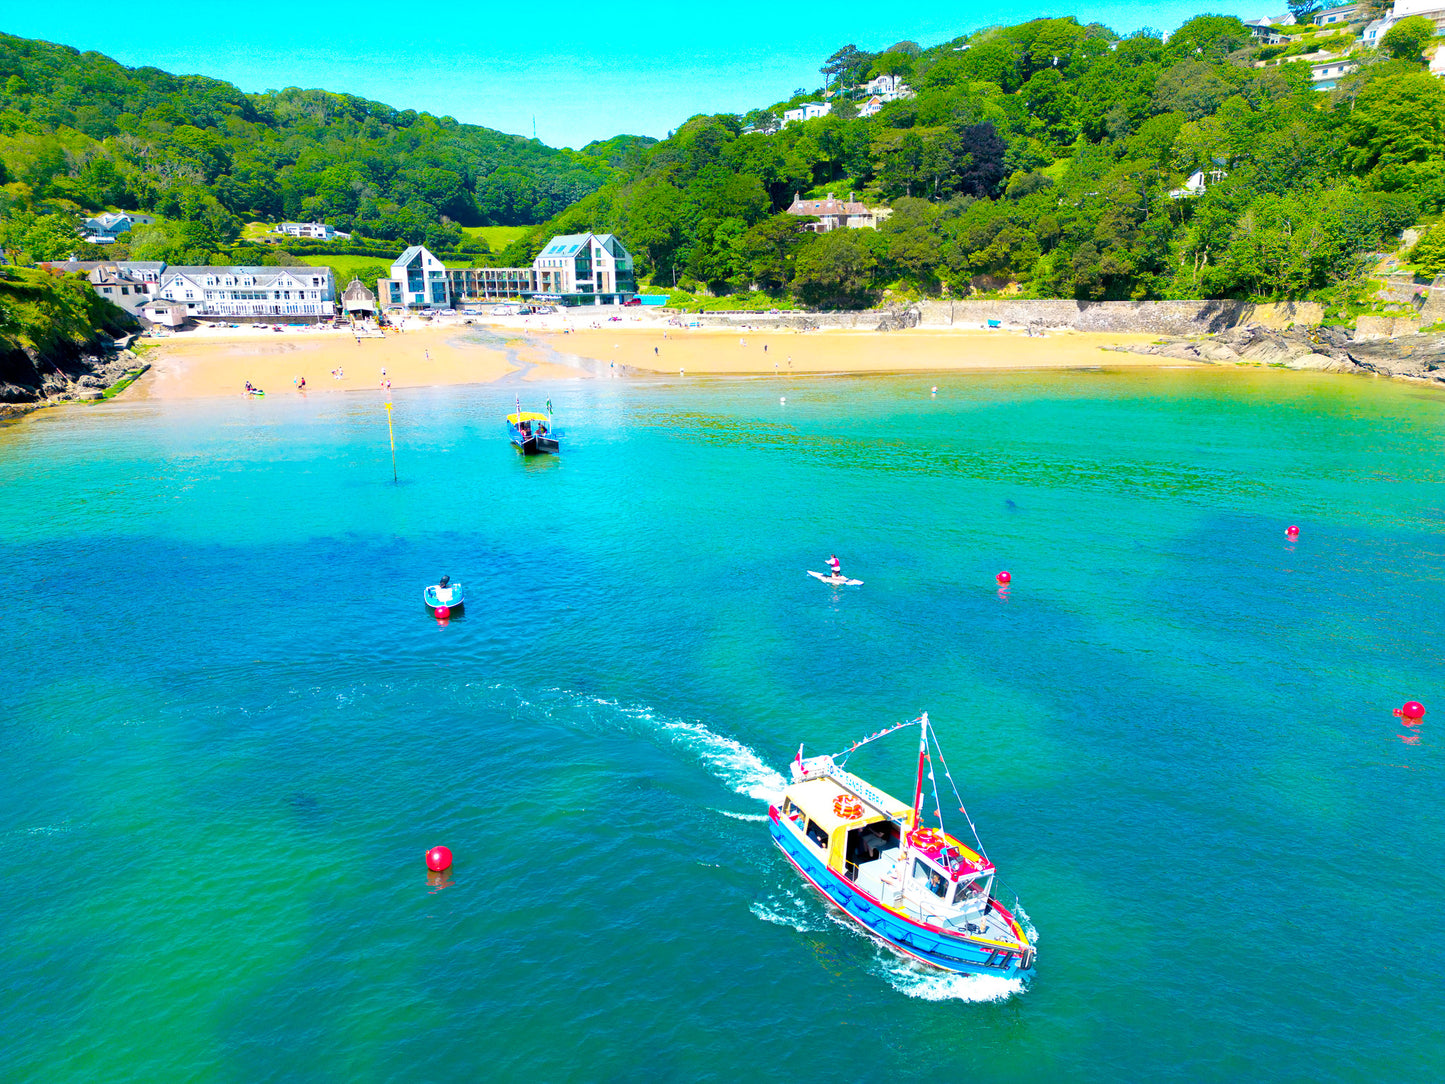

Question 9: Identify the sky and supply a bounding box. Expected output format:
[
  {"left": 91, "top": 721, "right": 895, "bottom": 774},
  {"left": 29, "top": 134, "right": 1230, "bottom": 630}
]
[{"left": 1, "top": 0, "right": 1268, "bottom": 149}]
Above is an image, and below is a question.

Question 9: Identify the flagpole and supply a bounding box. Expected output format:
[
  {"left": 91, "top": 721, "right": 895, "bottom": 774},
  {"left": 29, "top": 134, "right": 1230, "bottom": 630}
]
[{"left": 384, "top": 400, "right": 397, "bottom": 482}]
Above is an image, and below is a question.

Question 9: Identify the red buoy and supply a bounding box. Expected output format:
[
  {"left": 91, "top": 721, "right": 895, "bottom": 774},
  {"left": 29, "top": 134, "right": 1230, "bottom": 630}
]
[
  {"left": 1286, "top": 525, "right": 1299, "bottom": 537},
  {"left": 435, "top": 605, "right": 450, "bottom": 620},
  {"left": 425, "top": 846, "right": 452, "bottom": 872},
  {"left": 1395, "top": 701, "right": 1426, "bottom": 721},
  {"left": 996, "top": 571, "right": 1011, "bottom": 585}
]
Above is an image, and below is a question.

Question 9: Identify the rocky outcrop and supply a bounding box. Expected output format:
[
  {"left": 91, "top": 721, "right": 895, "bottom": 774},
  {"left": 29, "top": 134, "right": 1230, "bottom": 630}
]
[
  {"left": 1120, "top": 323, "right": 1445, "bottom": 384},
  {"left": 0, "top": 346, "right": 146, "bottom": 414}
]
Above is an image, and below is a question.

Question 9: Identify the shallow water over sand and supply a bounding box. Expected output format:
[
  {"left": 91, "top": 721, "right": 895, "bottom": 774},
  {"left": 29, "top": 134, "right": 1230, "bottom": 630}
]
[{"left": 2, "top": 367, "right": 1442, "bottom": 1081}]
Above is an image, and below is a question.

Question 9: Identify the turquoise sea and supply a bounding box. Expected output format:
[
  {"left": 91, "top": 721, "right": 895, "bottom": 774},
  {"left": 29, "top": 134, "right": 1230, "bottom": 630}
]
[{"left": 2, "top": 366, "right": 1442, "bottom": 1082}]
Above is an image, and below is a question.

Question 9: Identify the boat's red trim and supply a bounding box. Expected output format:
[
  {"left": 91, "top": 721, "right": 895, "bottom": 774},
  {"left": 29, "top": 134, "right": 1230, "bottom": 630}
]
[
  {"left": 770, "top": 805, "right": 1018, "bottom": 951},
  {"left": 773, "top": 826, "right": 940, "bottom": 970}
]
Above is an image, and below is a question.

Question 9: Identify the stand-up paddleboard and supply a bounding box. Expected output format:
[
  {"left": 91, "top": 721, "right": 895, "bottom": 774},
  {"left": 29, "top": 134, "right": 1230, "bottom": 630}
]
[{"left": 808, "top": 570, "right": 863, "bottom": 586}]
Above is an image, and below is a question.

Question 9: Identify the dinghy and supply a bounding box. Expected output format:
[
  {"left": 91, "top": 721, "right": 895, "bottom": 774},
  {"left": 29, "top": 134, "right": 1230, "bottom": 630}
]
[
  {"left": 769, "top": 712, "right": 1035, "bottom": 978},
  {"left": 423, "top": 579, "right": 464, "bottom": 616},
  {"left": 808, "top": 570, "right": 863, "bottom": 586},
  {"left": 507, "top": 396, "right": 559, "bottom": 455}
]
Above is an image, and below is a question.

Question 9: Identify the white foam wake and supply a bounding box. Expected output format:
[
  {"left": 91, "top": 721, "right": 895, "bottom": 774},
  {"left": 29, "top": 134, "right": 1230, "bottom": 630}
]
[
  {"left": 873, "top": 956, "right": 1027, "bottom": 1002},
  {"left": 658, "top": 718, "right": 787, "bottom": 804},
  {"left": 576, "top": 694, "right": 786, "bottom": 805},
  {"left": 750, "top": 890, "right": 822, "bottom": 932},
  {"left": 715, "top": 809, "right": 770, "bottom": 822}
]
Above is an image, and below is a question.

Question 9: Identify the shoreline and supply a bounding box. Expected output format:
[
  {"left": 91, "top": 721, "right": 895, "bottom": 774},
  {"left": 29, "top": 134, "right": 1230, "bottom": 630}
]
[{"left": 9, "top": 316, "right": 1442, "bottom": 413}]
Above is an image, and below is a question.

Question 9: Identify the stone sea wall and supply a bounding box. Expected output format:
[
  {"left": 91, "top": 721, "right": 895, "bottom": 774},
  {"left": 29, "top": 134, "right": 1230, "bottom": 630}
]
[{"left": 683, "top": 299, "right": 1324, "bottom": 334}]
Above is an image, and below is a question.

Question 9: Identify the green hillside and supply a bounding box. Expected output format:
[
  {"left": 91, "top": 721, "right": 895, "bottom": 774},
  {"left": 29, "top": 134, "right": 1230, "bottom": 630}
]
[
  {"left": 0, "top": 31, "right": 630, "bottom": 258},
  {"left": 506, "top": 16, "right": 1445, "bottom": 308}
]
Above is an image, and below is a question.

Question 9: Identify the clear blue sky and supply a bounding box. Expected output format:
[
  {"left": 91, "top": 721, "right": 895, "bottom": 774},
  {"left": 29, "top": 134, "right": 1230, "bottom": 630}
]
[{"left": 3, "top": 1, "right": 1267, "bottom": 148}]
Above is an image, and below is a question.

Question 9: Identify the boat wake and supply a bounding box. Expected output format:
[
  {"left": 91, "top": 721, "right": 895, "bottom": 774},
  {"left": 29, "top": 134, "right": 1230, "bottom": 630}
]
[
  {"left": 714, "top": 809, "right": 770, "bottom": 822},
  {"left": 571, "top": 693, "right": 786, "bottom": 804},
  {"left": 750, "top": 889, "right": 824, "bottom": 932},
  {"left": 821, "top": 909, "right": 1029, "bottom": 1002},
  {"left": 872, "top": 956, "right": 1026, "bottom": 1002}
]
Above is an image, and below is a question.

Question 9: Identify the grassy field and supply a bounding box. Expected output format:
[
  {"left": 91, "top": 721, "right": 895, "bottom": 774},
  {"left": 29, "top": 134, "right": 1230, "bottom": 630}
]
[{"left": 460, "top": 225, "right": 531, "bottom": 250}]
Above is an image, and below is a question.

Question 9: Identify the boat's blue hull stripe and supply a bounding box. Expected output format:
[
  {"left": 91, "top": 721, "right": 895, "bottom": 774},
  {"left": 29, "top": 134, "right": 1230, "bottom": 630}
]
[{"left": 769, "top": 810, "right": 1034, "bottom": 979}]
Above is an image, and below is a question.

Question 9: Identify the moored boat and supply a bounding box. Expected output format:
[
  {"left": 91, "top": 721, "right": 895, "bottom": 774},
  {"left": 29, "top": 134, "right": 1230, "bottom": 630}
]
[
  {"left": 507, "top": 397, "right": 559, "bottom": 455},
  {"left": 769, "top": 712, "right": 1035, "bottom": 978},
  {"left": 423, "top": 578, "right": 463, "bottom": 616}
]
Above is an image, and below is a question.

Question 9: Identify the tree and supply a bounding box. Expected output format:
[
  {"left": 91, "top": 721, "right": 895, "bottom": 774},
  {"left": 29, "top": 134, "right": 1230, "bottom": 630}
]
[
  {"left": 1380, "top": 16, "right": 1437, "bottom": 63},
  {"left": 1287, "top": 1, "right": 1320, "bottom": 24},
  {"left": 792, "top": 228, "right": 879, "bottom": 305},
  {"left": 1345, "top": 73, "right": 1445, "bottom": 172},
  {"left": 1409, "top": 226, "right": 1445, "bottom": 276}
]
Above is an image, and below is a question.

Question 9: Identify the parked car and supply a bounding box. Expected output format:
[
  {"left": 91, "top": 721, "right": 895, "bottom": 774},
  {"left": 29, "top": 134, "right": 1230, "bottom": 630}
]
[{"left": 623, "top": 297, "right": 642, "bottom": 306}]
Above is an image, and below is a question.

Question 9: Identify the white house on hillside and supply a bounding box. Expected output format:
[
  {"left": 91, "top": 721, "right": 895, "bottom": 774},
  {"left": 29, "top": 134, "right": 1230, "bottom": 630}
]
[
  {"left": 860, "top": 73, "right": 914, "bottom": 101},
  {"left": 82, "top": 211, "right": 155, "bottom": 243},
  {"left": 275, "top": 222, "right": 352, "bottom": 240},
  {"left": 1313, "top": 2, "right": 1362, "bottom": 24},
  {"left": 782, "top": 102, "right": 832, "bottom": 125},
  {"left": 1364, "top": 0, "right": 1445, "bottom": 49}
]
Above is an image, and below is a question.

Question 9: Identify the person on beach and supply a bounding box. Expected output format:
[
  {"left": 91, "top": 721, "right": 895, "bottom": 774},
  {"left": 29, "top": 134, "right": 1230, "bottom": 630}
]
[
  {"left": 299, "top": 376, "right": 306, "bottom": 391},
  {"left": 828, "top": 554, "right": 842, "bottom": 579}
]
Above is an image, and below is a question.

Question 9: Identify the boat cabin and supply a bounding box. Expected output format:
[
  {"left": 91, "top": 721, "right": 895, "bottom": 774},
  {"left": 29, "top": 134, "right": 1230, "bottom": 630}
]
[{"left": 779, "top": 770, "right": 995, "bottom": 926}]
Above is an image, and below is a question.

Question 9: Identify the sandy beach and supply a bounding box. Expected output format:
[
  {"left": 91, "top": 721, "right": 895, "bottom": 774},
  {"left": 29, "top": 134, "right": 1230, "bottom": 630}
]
[
  {"left": 538, "top": 325, "right": 1173, "bottom": 376},
  {"left": 131, "top": 325, "right": 520, "bottom": 400},
  {"left": 126, "top": 318, "right": 1191, "bottom": 400}
]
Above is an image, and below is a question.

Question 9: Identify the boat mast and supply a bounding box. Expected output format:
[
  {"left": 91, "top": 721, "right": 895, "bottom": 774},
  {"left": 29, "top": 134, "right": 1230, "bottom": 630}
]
[{"left": 910, "top": 711, "right": 929, "bottom": 834}]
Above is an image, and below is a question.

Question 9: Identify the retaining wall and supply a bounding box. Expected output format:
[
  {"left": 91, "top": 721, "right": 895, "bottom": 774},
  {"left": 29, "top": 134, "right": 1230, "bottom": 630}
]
[{"left": 684, "top": 299, "right": 1323, "bottom": 334}]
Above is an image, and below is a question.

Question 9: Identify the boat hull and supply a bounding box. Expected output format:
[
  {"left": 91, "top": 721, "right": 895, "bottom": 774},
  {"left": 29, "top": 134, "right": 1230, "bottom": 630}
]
[
  {"left": 768, "top": 806, "right": 1034, "bottom": 979},
  {"left": 512, "top": 434, "right": 559, "bottom": 455},
  {"left": 423, "top": 585, "right": 464, "bottom": 615}
]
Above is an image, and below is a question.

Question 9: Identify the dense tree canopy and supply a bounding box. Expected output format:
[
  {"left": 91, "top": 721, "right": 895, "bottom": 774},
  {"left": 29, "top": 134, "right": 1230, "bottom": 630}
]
[
  {"left": 508, "top": 15, "right": 1444, "bottom": 306},
  {"left": 0, "top": 31, "right": 623, "bottom": 255}
]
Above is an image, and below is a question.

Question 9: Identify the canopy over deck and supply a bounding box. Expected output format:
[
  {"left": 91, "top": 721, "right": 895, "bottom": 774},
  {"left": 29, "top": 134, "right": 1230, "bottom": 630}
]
[
  {"left": 787, "top": 774, "right": 911, "bottom": 832},
  {"left": 507, "top": 411, "right": 550, "bottom": 424}
]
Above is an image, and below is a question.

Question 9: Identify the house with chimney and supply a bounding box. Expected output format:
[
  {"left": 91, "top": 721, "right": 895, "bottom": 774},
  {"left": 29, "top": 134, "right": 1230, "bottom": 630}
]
[{"left": 785, "top": 192, "right": 889, "bottom": 232}]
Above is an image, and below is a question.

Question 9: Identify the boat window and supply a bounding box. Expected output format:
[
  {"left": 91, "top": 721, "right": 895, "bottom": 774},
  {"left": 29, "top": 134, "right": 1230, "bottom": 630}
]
[
  {"left": 953, "top": 876, "right": 984, "bottom": 905},
  {"left": 782, "top": 798, "right": 804, "bottom": 823},
  {"left": 913, "top": 858, "right": 949, "bottom": 898},
  {"left": 805, "top": 820, "right": 829, "bottom": 849}
]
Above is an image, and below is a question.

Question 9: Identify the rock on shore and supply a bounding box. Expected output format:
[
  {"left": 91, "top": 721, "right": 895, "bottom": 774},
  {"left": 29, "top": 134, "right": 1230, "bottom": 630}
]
[
  {"left": 0, "top": 344, "right": 146, "bottom": 415},
  {"left": 1121, "top": 324, "right": 1445, "bottom": 384}
]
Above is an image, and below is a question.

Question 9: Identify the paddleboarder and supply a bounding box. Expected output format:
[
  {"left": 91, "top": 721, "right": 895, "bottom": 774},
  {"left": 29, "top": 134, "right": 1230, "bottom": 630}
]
[{"left": 828, "top": 554, "right": 842, "bottom": 579}]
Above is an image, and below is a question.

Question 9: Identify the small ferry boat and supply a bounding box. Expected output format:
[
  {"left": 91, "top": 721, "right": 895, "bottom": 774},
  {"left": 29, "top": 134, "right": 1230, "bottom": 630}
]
[
  {"left": 769, "top": 712, "right": 1035, "bottom": 978},
  {"left": 423, "top": 578, "right": 463, "bottom": 616},
  {"left": 507, "top": 399, "right": 559, "bottom": 455}
]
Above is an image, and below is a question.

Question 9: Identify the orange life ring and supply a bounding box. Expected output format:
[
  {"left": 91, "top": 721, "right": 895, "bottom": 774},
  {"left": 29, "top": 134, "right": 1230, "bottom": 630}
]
[
  {"left": 832, "top": 794, "right": 864, "bottom": 820},
  {"left": 911, "top": 827, "right": 945, "bottom": 850}
]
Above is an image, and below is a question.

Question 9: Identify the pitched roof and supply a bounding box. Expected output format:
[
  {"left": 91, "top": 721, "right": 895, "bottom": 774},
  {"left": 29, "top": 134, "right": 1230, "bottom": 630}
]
[
  {"left": 786, "top": 193, "right": 870, "bottom": 216},
  {"left": 162, "top": 265, "right": 333, "bottom": 287},
  {"left": 342, "top": 277, "right": 376, "bottom": 301}
]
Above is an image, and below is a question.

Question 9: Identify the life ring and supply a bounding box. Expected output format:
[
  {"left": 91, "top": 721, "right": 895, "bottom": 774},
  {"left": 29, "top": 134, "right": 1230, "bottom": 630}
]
[
  {"left": 911, "top": 827, "right": 945, "bottom": 851},
  {"left": 832, "top": 794, "right": 864, "bottom": 820}
]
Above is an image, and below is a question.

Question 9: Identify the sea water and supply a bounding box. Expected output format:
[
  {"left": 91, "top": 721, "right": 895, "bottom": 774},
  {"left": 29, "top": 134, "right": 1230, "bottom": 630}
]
[{"left": 1, "top": 367, "right": 1442, "bottom": 1081}]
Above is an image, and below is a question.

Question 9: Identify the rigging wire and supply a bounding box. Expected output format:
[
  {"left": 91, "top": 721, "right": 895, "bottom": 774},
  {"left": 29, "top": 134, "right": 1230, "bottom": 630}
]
[
  {"left": 832, "top": 716, "right": 918, "bottom": 766},
  {"left": 928, "top": 718, "right": 990, "bottom": 864}
]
